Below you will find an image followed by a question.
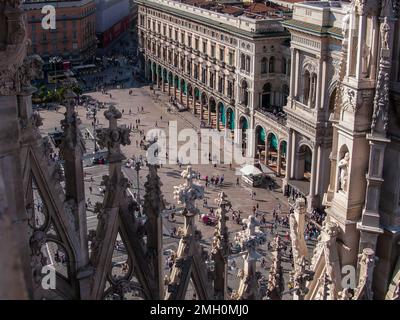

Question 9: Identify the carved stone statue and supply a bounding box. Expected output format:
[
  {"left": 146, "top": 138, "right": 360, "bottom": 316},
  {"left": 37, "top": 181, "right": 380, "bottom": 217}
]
[
  {"left": 342, "top": 8, "right": 351, "bottom": 39},
  {"left": 380, "top": 17, "right": 390, "bottom": 50},
  {"left": 173, "top": 166, "right": 204, "bottom": 216},
  {"left": 289, "top": 198, "right": 308, "bottom": 268},
  {"left": 354, "top": 248, "right": 376, "bottom": 300},
  {"left": 362, "top": 44, "right": 370, "bottom": 77},
  {"left": 338, "top": 152, "right": 350, "bottom": 192}
]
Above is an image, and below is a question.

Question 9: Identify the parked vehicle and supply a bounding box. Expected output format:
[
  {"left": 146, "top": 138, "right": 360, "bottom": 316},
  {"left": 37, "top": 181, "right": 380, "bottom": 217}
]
[{"left": 201, "top": 213, "right": 217, "bottom": 226}]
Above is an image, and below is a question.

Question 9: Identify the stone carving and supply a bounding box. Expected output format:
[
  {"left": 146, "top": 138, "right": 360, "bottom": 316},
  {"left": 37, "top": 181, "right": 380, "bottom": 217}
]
[
  {"left": 302, "top": 57, "right": 318, "bottom": 74},
  {"left": 265, "top": 235, "right": 284, "bottom": 300},
  {"left": 289, "top": 198, "right": 308, "bottom": 268},
  {"left": 361, "top": 44, "right": 371, "bottom": 77},
  {"left": 371, "top": 17, "right": 392, "bottom": 134},
  {"left": 233, "top": 215, "right": 266, "bottom": 300},
  {"left": 338, "top": 152, "right": 349, "bottom": 193},
  {"left": 338, "top": 287, "right": 352, "bottom": 300},
  {"left": 354, "top": 248, "right": 376, "bottom": 300},
  {"left": 173, "top": 166, "right": 204, "bottom": 216},
  {"left": 380, "top": 18, "right": 390, "bottom": 50},
  {"left": 355, "top": 0, "right": 367, "bottom": 14},
  {"left": 394, "top": 0, "right": 400, "bottom": 17},
  {"left": 321, "top": 222, "right": 341, "bottom": 299},
  {"left": 342, "top": 87, "right": 357, "bottom": 112},
  {"left": 0, "top": 54, "right": 43, "bottom": 95},
  {"left": 290, "top": 257, "right": 314, "bottom": 300},
  {"left": 211, "top": 192, "right": 230, "bottom": 257},
  {"left": 29, "top": 231, "right": 47, "bottom": 285},
  {"left": 60, "top": 91, "right": 85, "bottom": 154},
  {"left": 96, "top": 106, "right": 131, "bottom": 163},
  {"left": 341, "top": 8, "right": 351, "bottom": 38}
]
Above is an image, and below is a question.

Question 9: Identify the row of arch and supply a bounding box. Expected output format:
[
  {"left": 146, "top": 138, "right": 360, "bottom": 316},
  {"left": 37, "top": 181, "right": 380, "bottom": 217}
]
[
  {"left": 147, "top": 59, "right": 237, "bottom": 130},
  {"left": 146, "top": 58, "right": 313, "bottom": 179}
]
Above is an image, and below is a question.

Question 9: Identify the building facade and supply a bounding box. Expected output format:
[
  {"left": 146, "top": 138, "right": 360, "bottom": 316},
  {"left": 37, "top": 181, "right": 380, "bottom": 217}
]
[
  {"left": 283, "top": 0, "right": 400, "bottom": 300},
  {"left": 282, "top": 2, "right": 343, "bottom": 210},
  {"left": 22, "top": 0, "right": 97, "bottom": 64},
  {"left": 95, "top": 0, "right": 133, "bottom": 49},
  {"left": 136, "top": 0, "right": 291, "bottom": 176}
]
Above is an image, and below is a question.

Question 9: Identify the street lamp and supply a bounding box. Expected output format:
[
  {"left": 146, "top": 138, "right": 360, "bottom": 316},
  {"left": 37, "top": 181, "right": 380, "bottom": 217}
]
[
  {"left": 49, "top": 56, "right": 62, "bottom": 93},
  {"left": 93, "top": 104, "right": 98, "bottom": 153},
  {"left": 134, "top": 159, "right": 143, "bottom": 214}
]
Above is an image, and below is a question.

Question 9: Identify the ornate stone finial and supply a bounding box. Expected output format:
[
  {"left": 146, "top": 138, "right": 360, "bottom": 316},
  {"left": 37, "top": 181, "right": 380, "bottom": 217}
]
[
  {"left": 354, "top": 248, "right": 376, "bottom": 300},
  {"left": 371, "top": 17, "right": 392, "bottom": 134},
  {"left": 233, "top": 214, "right": 266, "bottom": 300},
  {"left": 59, "top": 90, "right": 85, "bottom": 154},
  {"left": 266, "top": 235, "right": 284, "bottom": 300},
  {"left": 214, "top": 191, "right": 231, "bottom": 208},
  {"left": 291, "top": 257, "right": 314, "bottom": 300},
  {"left": 104, "top": 105, "right": 122, "bottom": 122},
  {"left": 96, "top": 106, "right": 131, "bottom": 163},
  {"left": 211, "top": 192, "right": 230, "bottom": 256},
  {"left": 143, "top": 164, "right": 165, "bottom": 217},
  {"left": 173, "top": 166, "right": 204, "bottom": 216}
]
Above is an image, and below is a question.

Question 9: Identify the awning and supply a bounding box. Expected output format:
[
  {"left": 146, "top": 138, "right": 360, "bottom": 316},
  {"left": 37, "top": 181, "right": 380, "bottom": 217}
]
[{"left": 240, "top": 165, "right": 262, "bottom": 176}]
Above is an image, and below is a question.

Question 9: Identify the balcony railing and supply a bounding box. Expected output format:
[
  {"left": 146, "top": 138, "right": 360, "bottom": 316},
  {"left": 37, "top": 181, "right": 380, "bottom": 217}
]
[
  {"left": 256, "top": 107, "right": 287, "bottom": 126},
  {"left": 226, "top": 64, "right": 235, "bottom": 72}
]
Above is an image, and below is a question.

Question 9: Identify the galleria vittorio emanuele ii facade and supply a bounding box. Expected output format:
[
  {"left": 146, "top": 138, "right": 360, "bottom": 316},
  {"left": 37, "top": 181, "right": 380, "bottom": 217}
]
[{"left": 0, "top": 0, "right": 399, "bottom": 303}]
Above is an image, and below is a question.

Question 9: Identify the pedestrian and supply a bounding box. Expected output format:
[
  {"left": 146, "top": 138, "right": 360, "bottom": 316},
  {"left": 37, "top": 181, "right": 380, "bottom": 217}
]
[
  {"left": 236, "top": 177, "right": 240, "bottom": 186},
  {"left": 89, "top": 186, "right": 92, "bottom": 194}
]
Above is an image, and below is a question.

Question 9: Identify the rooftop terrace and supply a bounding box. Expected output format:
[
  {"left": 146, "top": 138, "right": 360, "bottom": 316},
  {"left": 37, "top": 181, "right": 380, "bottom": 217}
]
[{"left": 137, "top": 0, "right": 293, "bottom": 34}]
